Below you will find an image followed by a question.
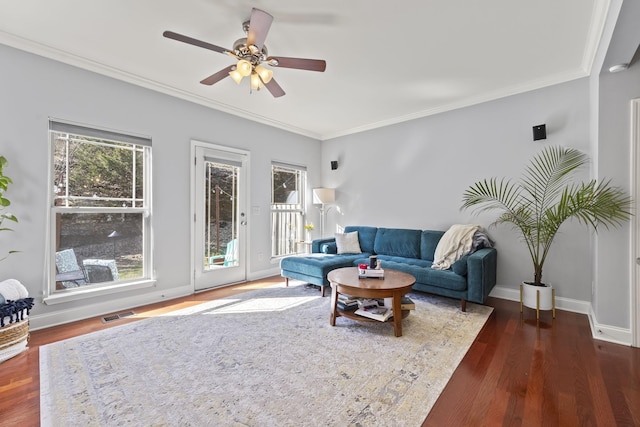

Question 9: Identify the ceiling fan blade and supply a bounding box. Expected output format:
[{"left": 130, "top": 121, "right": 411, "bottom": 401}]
[
  {"left": 246, "top": 8, "right": 273, "bottom": 51},
  {"left": 262, "top": 77, "right": 285, "bottom": 98},
  {"left": 163, "top": 31, "right": 232, "bottom": 55},
  {"left": 267, "top": 56, "right": 326, "bottom": 72},
  {"left": 200, "top": 65, "right": 235, "bottom": 86}
]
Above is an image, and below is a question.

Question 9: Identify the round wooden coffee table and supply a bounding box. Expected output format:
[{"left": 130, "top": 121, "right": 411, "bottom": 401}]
[{"left": 327, "top": 267, "right": 416, "bottom": 337}]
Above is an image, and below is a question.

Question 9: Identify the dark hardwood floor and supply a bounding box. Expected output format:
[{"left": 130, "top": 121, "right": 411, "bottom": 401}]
[
  {"left": 424, "top": 297, "right": 640, "bottom": 427},
  {"left": 1, "top": 277, "right": 638, "bottom": 426}
]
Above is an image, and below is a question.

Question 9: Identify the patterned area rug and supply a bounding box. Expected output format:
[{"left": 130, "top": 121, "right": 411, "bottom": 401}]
[{"left": 40, "top": 282, "right": 492, "bottom": 426}]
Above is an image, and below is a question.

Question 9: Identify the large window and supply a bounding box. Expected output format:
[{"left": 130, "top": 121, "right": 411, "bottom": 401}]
[
  {"left": 271, "top": 163, "right": 307, "bottom": 257},
  {"left": 47, "top": 121, "right": 152, "bottom": 299}
]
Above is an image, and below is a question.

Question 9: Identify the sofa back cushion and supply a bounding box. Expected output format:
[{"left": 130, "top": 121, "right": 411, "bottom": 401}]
[
  {"left": 373, "top": 228, "right": 422, "bottom": 258},
  {"left": 420, "top": 230, "right": 445, "bottom": 261},
  {"left": 344, "top": 226, "right": 378, "bottom": 253}
]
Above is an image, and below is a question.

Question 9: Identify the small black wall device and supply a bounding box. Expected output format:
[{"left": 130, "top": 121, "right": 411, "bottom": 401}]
[{"left": 533, "top": 124, "right": 547, "bottom": 141}]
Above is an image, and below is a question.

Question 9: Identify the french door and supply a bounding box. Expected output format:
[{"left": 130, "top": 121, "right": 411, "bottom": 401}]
[{"left": 192, "top": 142, "right": 248, "bottom": 290}]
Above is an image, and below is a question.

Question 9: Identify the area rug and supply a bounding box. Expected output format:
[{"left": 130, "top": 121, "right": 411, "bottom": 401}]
[{"left": 40, "top": 282, "right": 493, "bottom": 426}]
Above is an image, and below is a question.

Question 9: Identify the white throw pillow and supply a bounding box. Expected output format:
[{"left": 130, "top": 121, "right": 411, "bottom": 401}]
[{"left": 335, "top": 231, "right": 362, "bottom": 254}]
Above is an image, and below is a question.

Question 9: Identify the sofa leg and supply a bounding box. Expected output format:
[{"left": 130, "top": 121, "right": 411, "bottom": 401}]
[
  {"left": 461, "top": 299, "right": 467, "bottom": 312},
  {"left": 321, "top": 286, "right": 327, "bottom": 297},
  {"left": 285, "top": 277, "right": 289, "bottom": 287}
]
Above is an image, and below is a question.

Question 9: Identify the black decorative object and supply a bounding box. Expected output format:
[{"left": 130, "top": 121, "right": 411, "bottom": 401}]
[
  {"left": 369, "top": 255, "right": 377, "bottom": 269},
  {"left": 331, "top": 160, "right": 338, "bottom": 170},
  {"left": 533, "top": 124, "right": 546, "bottom": 141}
]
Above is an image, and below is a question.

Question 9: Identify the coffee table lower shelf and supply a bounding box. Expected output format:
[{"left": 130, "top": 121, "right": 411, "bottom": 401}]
[{"left": 336, "top": 308, "right": 411, "bottom": 323}]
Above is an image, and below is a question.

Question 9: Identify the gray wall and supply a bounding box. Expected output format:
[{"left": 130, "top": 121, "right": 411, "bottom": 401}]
[
  {"left": 596, "top": 61, "right": 640, "bottom": 328},
  {"left": 0, "top": 44, "right": 321, "bottom": 326},
  {"left": 321, "top": 78, "right": 597, "bottom": 304},
  {"left": 320, "top": 61, "right": 639, "bottom": 333}
]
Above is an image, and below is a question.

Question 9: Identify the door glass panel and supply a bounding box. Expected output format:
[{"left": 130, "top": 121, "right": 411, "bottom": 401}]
[{"left": 203, "top": 160, "right": 239, "bottom": 270}]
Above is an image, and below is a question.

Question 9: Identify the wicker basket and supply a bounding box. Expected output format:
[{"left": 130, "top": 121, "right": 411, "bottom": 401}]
[{"left": 0, "top": 317, "right": 29, "bottom": 363}]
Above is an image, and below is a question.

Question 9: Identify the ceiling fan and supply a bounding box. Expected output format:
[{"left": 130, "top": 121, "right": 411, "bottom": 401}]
[{"left": 163, "top": 8, "right": 327, "bottom": 98}]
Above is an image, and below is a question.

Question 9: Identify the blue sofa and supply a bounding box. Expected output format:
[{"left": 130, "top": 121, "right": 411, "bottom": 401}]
[{"left": 280, "top": 226, "right": 497, "bottom": 311}]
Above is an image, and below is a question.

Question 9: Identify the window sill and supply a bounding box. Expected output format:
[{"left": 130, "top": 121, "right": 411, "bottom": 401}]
[{"left": 43, "top": 279, "right": 156, "bottom": 305}]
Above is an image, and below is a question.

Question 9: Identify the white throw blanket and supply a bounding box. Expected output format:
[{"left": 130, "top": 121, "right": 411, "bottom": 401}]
[
  {"left": 432, "top": 224, "right": 481, "bottom": 270},
  {"left": 0, "top": 278, "right": 29, "bottom": 301}
]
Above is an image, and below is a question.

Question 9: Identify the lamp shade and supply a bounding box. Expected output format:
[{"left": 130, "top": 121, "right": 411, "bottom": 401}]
[
  {"left": 236, "top": 60, "right": 253, "bottom": 77},
  {"left": 250, "top": 72, "right": 262, "bottom": 90},
  {"left": 229, "top": 69, "right": 244, "bottom": 84},
  {"left": 312, "top": 188, "right": 335, "bottom": 204},
  {"left": 255, "top": 64, "right": 273, "bottom": 83}
]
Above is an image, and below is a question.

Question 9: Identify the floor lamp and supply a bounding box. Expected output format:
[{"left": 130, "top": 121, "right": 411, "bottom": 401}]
[{"left": 312, "top": 188, "right": 335, "bottom": 237}]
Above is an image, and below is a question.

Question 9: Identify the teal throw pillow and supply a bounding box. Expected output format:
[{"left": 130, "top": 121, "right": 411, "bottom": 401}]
[
  {"left": 451, "top": 255, "right": 469, "bottom": 276},
  {"left": 321, "top": 242, "right": 338, "bottom": 254}
]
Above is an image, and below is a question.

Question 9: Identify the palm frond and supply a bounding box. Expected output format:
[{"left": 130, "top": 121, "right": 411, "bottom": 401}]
[
  {"left": 521, "top": 146, "right": 588, "bottom": 213},
  {"left": 461, "top": 177, "right": 522, "bottom": 214},
  {"left": 461, "top": 145, "right": 632, "bottom": 285}
]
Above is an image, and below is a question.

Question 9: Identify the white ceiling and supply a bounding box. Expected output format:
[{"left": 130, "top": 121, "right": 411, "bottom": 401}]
[{"left": 0, "top": 0, "right": 609, "bottom": 140}]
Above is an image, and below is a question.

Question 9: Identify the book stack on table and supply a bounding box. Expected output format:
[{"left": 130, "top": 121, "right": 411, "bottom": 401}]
[
  {"left": 337, "top": 294, "right": 359, "bottom": 311},
  {"left": 337, "top": 295, "right": 416, "bottom": 321},
  {"left": 352, "top": 297, "right": 416, "bottom": 322},
  {"left": 398, "top": 297, "right": 415, "bottom": 310},
  {"left": 355, "top": 304, "right": 393, "bottom": 322},
  {"left": 358, "top": 268, "right": 384, "bottom": 278}
]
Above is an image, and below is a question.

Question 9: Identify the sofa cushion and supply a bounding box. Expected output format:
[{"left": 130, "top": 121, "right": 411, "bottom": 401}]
[
  {"left": 335, "top": 231, "right": 362, "bottom": 254},
  {"left": 344, "top": 226, "right": 378, "bottom": 254},
  {"left": 373, "top": 255, "right": 432, "bottom": 269},
  {"left": 374, "top": 228, "right": 422, "bottom": 258},
  {"left": 412, "top": 267, "right": 468, "bottom": 291},
  {"left": 451, "top": 255, "right": 469, "bottom": 276},
  {"left": 280, "top": 253, "right": 367, "bottom": 285},
  {"left": 320, "top": 242, "right": 338, "bottom": 254},
  {"left": 420, "top": 230, "right": 445, "bottom": 261}
]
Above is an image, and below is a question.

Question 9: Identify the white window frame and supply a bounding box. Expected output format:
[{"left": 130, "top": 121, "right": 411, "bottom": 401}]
[
  {"left": 44, "top": 120, "right": 154, "bottom": 304},
  {"left": 271, "top": 162, "right": 307, "bottom": 258}
]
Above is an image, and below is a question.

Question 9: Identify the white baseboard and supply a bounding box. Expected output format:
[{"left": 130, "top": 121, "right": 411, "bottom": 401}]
[
  {"left": 489, "top": 285, "right": 591, "bottom": 314},
  {"left": 588, "top": 306, "right": 633, "bottom": 346},
  {"left": 30, "top": 279, "right": 632, "bottom": 346},
  {"left": 490, "top": 285, "right": 632, "bottom": 346},
  {"left": 248, "top": 266, "right": 282, "bottom": 282},
  {"left": 29, "top": 267, "right": 285, "bottom": 331},
  {"left": 29, "top": 284, "right": 193, "bottom": 331}
]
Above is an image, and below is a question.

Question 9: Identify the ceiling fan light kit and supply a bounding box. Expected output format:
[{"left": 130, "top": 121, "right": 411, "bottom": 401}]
[
  {"left": 235, "top": 59, "right": 253, "bottom": 77},
  {"left": 164, "top": 8, "right": 326, "bottom": 97},
  {"left": 229, "top": 69, "right": 244, "bottom": 85},
  {"left": 255, "top": 65, "right": 273, "bottom": 83},
  {"left": 250, "top": 73, "right": 262, "bottom": 90}
]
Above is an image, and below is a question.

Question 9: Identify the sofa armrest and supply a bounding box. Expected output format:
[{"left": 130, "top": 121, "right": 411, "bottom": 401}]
[
  {"left": 466, "top": 247, "right": 497, "bottom": 304},
  {"left": 312, "top": 237, "right": 336, "bottom": 253}
]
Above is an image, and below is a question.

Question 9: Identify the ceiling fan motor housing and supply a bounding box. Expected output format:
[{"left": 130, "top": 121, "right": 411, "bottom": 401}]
[{"left": 232, "top": 38, "right": 268, "bottom": 66}]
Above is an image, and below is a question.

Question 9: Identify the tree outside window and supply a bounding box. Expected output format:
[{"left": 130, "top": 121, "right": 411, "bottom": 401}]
[{"left": 49, "top": 122, "right": 151, "bottom": 293}]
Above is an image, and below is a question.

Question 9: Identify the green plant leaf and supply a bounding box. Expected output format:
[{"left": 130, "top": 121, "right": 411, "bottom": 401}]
[{"left": 461, "top": 145, "right": 632, "bottom": 285}]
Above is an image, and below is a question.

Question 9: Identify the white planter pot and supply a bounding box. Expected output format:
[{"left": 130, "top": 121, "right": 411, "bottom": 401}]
[{"left": 520, "top": 282, "right": 555, "bottom": 319}]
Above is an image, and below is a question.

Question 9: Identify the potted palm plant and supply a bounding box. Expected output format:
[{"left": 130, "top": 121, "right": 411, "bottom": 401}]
[
  {"left": 461, "top": 145, "right": 631, "bottom": 315},
  {"left": 0, "top": 155, "right": 18, "bottom": 261}
]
